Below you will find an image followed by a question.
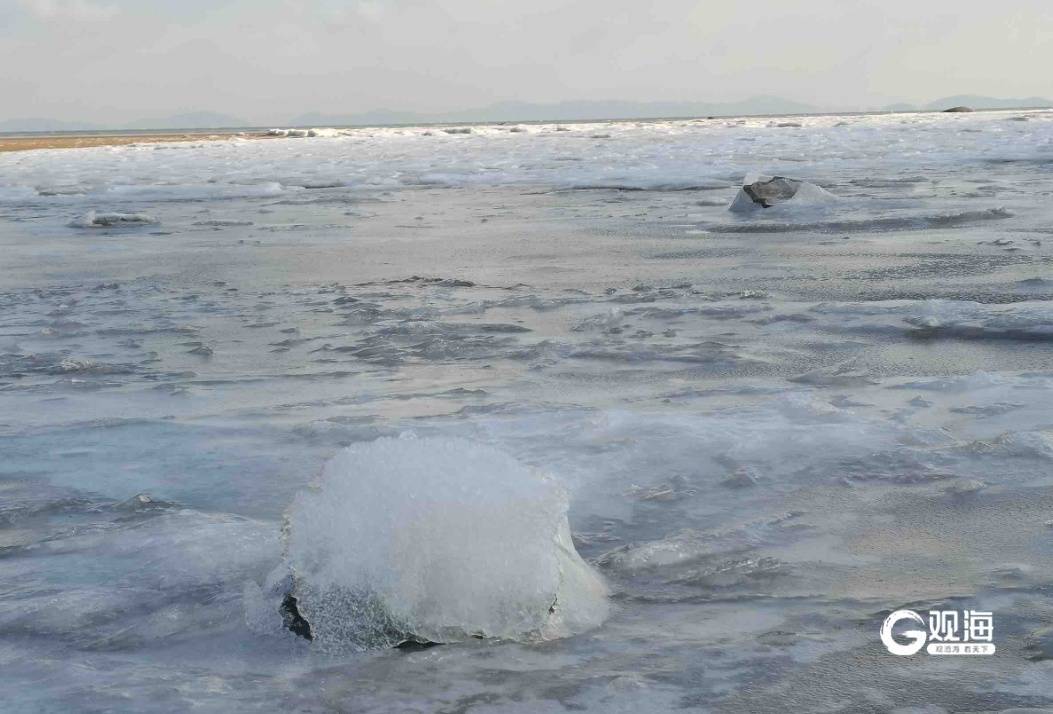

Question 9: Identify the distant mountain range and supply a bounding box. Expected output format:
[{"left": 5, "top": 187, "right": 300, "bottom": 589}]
[{"left": 2, "top": 95, "right": 1050, "bottom": 133}]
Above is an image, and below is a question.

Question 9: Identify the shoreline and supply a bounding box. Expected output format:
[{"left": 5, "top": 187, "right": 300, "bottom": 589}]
[
  {"left": 0, "top": 130, "right": 273, "bottom": 153},
  {"left": 3, "top": 106, "right": 1046, "bottom": 154}
]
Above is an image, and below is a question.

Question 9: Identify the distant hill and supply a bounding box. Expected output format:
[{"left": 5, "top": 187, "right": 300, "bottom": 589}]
[
  {"left": 882, "top": 95, "right": 1052, "bottom": 113},
  {"left": 924, "top": 95, "right": 1051, "bottom": 111}
]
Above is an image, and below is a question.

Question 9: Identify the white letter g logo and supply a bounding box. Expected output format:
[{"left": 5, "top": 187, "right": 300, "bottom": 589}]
[{"left": 881, "top": 609, "right": 926, "bottom": 656}]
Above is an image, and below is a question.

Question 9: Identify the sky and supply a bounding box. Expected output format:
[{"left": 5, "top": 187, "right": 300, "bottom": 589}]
[{"left": 2, "top": 0, "right": 1051, "bottom": 124}]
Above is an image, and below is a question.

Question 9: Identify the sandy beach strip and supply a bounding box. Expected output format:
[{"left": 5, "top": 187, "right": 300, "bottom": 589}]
[{"left": 0, "top": 130, "right": 274, "bottom": 153}]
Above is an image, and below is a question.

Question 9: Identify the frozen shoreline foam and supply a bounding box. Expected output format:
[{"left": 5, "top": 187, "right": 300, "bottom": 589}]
[
  {"left": 266, "top": 127, "right": 348, "bottom": 138},
  {"left": 276, "top": 436, "right": 608, "bottom": 650}
]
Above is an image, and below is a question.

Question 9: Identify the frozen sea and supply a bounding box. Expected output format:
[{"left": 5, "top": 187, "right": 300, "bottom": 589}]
[{"left": 2, "top": 109, "right": 1053, "bottom": 712}]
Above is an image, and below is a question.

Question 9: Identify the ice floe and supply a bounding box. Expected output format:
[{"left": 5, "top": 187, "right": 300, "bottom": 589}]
[
  {"left": 69, "top": 210, "right": 158, "bottom": 228},
  {"left": 278, "top": 436, "right": 608, "bottom": 649},
  {"left": 728, "top": 174, "right": 840, "bottom": 212}
]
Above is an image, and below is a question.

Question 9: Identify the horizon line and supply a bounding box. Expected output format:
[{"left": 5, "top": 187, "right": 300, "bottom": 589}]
[{"left": 2, "top": 99, "right": 1051, "bottom": 135}]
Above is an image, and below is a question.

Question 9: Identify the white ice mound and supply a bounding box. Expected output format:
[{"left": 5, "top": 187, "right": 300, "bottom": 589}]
[
  {"left": 728, "top": 173, "right": 839, "bottom": 212},
  {"left": 267, "top": 128, "right": 309, "bottom": 138},
  {"left": 70, "top": 210, "right": 159, "bottom": 228},
  {"left": 282, "top": 436, "right": 609, "bottom": 649},
  {"left": 266, "top": 127, "right": 347, "bottom": 138}
]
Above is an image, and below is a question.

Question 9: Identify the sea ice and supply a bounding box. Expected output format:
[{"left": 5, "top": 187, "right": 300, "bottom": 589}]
[
  {"left": 3, "top": 106, "right": 1053, "bottom": 711},
  {"left": 69, "top": 210, "right": 158, "bottom": 228},
  {"left": 279, "top": 436, "right": 609, "bottom": 649},
  {"left": 266, "top": 127, "right": 348, "bottom": 138},
  {"left": 728, "top": 173, "right": 839, "bottom": 212}
]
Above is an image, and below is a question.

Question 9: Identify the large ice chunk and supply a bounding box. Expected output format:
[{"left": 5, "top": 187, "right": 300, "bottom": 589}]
[
  {"left": 728, "top": 173, "right": 839, "bottom": 212},
  {"left": 281, "top": 436, "right": 609, "bottom": 649}
]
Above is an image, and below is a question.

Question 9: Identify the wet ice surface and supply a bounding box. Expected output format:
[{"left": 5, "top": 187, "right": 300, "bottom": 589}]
[{"left": 2, "top": 109, "right": 1053, "bottom": 711}]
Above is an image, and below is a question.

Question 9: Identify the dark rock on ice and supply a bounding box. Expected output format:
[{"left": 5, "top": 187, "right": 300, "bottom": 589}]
[
  {"left": 395, "top": 639, "right": 441, "bottom": 651},
  {"left": 279, "top": 582, "right": 442, "bottom": 649},
  {"left": 70, "top": 211, "right": 159, "bottom": 228},
  {"left": 728, "top": 174, "right": 838, "bottom": 212},
  {"left": 741, "top": 176, "right": 801, "bottom": 208},
  {"left": 279, "top": 593, "right": 313, "bottom": 641},
  {"left": 942, "top": 106, "right": 974, "bottom": 113}
]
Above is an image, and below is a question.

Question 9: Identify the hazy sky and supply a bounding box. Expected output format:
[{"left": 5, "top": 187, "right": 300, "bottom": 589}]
[{"left": 2, "top": 0, "right": 1050, "bottom": 123}]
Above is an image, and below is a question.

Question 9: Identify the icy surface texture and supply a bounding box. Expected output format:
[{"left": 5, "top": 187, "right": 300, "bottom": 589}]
[
  {"left": 3, "top": 108, "right": 1053, "bottom": 711},
  {"left": 283, "top": 436, "right": 608, "bottom": 649}
]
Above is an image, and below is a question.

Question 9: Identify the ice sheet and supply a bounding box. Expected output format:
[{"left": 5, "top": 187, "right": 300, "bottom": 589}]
[{"left": 2, "top": 108, "right": 1053, "bottom": 712}]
